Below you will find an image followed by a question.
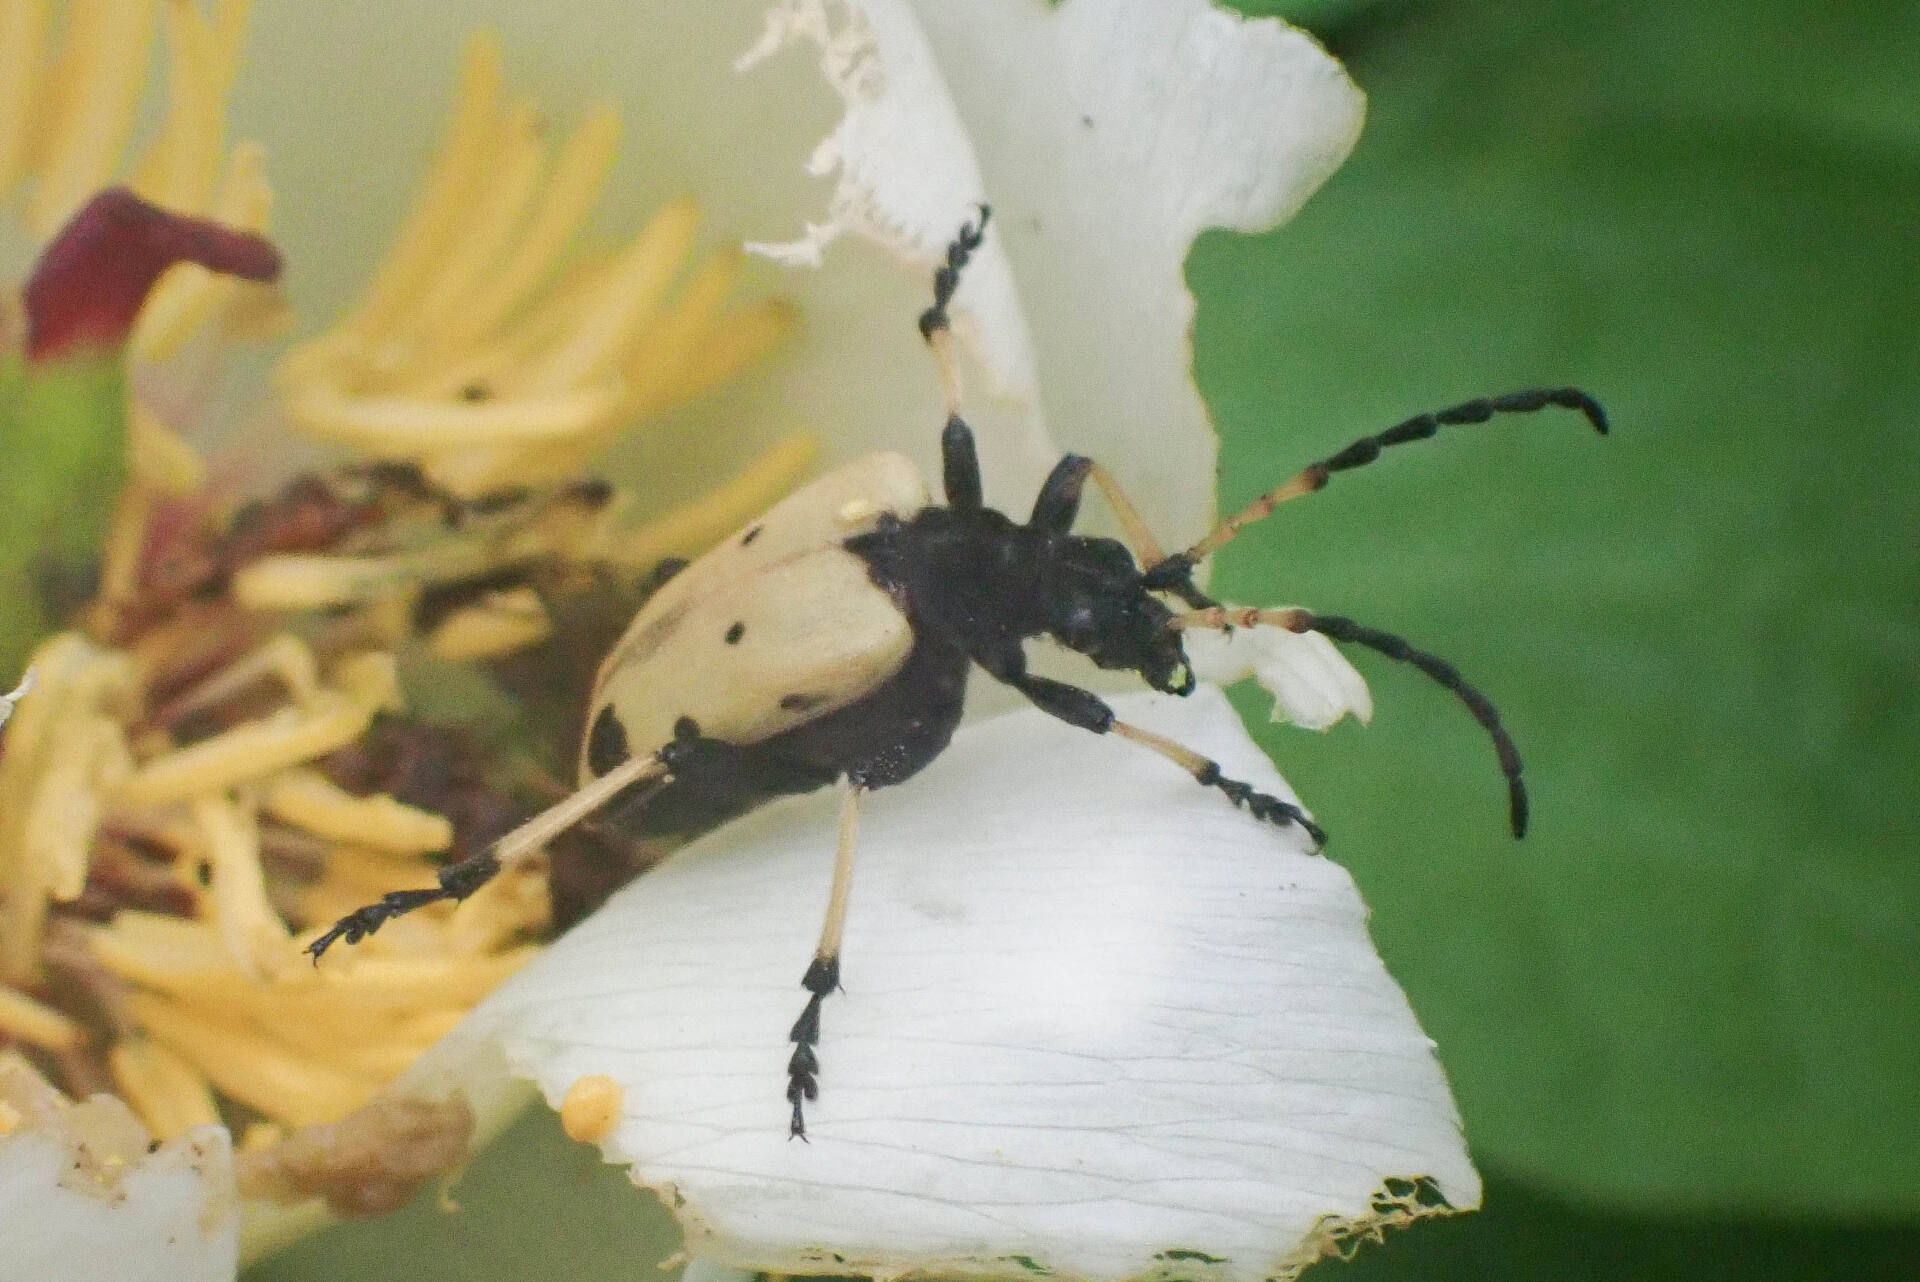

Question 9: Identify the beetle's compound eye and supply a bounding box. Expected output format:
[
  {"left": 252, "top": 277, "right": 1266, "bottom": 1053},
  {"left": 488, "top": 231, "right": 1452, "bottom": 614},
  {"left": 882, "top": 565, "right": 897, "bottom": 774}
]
[{"left": 586, "top": 705, "right": 630, "bottom": 776}]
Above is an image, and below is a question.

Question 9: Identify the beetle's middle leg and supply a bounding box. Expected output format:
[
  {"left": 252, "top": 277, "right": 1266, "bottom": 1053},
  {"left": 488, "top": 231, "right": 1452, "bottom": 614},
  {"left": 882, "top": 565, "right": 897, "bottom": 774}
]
[
  {"left": 788, "top": 776, "right": 864, "bottom": 1140},
  {"left": 980, "top": 651, "right": 1324, "bottom": 847}
]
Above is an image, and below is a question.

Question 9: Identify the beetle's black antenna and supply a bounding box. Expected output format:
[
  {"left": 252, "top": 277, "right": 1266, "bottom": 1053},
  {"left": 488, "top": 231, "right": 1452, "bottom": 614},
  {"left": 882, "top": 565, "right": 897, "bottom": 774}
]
[
  {"left": 1171, "top": 605, "right": 1528, "bottom": 837},
  {"left": 305, "top": 752, "right": 667, "bottom": 961},
  {"left": 1143, "top": 389, "right": 1606, "bottom": 590}
]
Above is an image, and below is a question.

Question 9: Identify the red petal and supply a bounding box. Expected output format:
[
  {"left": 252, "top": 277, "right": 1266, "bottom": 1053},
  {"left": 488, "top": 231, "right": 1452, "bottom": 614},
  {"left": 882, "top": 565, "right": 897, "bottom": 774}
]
[{"left": 23, "top": 186, "right": 283, "bottom": 362}]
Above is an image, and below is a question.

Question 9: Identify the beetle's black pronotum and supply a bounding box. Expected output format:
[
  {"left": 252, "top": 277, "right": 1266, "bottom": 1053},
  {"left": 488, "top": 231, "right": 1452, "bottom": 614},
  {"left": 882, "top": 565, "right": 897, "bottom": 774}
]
[{"left": 308, "top": 208, "right": 1607, "bottom": 1138}]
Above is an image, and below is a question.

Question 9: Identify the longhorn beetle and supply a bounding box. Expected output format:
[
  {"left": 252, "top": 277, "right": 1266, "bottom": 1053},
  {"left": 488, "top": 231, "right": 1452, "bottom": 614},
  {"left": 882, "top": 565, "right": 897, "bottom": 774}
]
[{"left": 308, "top": 208, "right": 1607, "bottom": 1138}]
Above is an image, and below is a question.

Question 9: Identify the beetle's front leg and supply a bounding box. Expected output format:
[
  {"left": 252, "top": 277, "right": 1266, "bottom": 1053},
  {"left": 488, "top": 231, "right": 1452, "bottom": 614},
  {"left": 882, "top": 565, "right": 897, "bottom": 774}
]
[{"left": 975, "top": 646, "right": 1324, "bottom": 846}]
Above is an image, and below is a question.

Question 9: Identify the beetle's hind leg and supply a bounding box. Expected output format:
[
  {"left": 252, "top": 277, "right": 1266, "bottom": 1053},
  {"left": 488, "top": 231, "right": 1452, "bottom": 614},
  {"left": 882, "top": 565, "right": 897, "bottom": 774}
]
[
  {"left": 305, "top": 752, "right": 667, "bottom": 962},
  {"left": 788, "top": 777, "right": 865, "bottom": 1139}
]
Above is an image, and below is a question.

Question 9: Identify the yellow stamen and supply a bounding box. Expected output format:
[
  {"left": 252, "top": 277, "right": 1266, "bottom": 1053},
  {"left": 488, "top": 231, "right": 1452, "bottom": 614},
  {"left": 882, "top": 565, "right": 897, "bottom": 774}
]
[
  {"left": 115, "top": 653, "right": 400, "bottom": 808},
  {"left": 129, "top": 0, "right": 248, "bottom": 211},
  {"left": 284, "top": 379, "right": 625, "bottom": 457},
  {"left": 426, "top": 102, "right": 620, "bottom": 369},
  {"left": 442, "top": 855, "right": 549, "bottom": 955},
  {"left": 618, "top": 246, "right": 745, "bottom": 418},
  {"left": 192, "top": 792, "right": 295, "bottom": 978},
  {"left": 108, "top": 1035, "right": 220, "bottom": 1140},
  {"left": 159, "top": 632, "right": 320, "bottom": 723},
  {"left": 425, "top": 586, "right": 552, "bottom": 661},
  {"left": 25, "top": 712, "right": 130, "bottom": 901},
  {"left": 127, "top": 396, "right": 207, "bottom": 494},
  {"left": 0, "top": 0, "right": 52, "bottom": 200},
  {"left": 0, "top": 983, "right": 83, "bottom": 1051},
  {"left": 240, "top": 1120, "right": 283, "bottom": 1151},
  {"left": 233, "top": 489, "right": 600, "bottom": 610},
  {"left": 0, "top": 635, "right": 138, "bottom": 981},
  {"left": 371, "top": 100, "right": 546, "bottom": 385},
  {"left": 606, "top": 432, "right": 820, "bottom": 571},
  {"left": 510, "top": 195, "right": 700, "bottom": 396},
  {"left": 125, "top": 991, "right": 380, "bottom": 1128},
  {"left": 662, "top": 297, "right": 800, "bottom": 412},
  {"left": 293, "top": 32, "right": 505, "bottom": 372},
  {"left": 26, "top": 0, "right": 160, "bottom": 238},
  {"left": 260, "top": 768, "right": 453, "bottom": 856}
]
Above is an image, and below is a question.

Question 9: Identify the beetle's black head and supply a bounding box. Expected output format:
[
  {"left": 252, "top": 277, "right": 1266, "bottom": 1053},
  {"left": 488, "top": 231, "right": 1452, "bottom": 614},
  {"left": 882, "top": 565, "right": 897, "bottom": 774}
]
[{"left": 1046, "top": 536, "right": 1195, "bottom": 695}]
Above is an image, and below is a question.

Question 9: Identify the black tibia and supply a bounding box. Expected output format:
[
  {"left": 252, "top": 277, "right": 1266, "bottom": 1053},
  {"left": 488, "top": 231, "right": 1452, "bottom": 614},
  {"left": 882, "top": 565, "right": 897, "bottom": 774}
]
[
  {"left": 942, "top": 413, "right": 982, "bottom": 511},
  {"left": 1313, "top": 387, "right": 1607, "bottom": 478},
  {"left": 916, "top": 205, "right": 991, "bottom": 341},
  {"left": 1300, "top": 612, "right": 1529, "bottom": 838},
  {"left": 304, "top": 849, "right": 503, "bottom": 962},
  {"left": 787, "top": 953, "right": 840, "bottom": 1140}
]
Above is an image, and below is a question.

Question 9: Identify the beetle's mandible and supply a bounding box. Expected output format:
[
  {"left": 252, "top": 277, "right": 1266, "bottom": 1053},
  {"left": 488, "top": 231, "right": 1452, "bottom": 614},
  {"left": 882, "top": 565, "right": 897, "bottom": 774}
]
[{"left": 307, "top": 207, "right": 1607, "bottom": 1139}]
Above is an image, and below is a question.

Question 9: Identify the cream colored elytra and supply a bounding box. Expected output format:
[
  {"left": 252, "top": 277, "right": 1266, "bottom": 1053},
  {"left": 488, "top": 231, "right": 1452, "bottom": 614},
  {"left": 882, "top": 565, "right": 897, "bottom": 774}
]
[{"left": 581, "top": 453, "right": 932, "bottom": 782}]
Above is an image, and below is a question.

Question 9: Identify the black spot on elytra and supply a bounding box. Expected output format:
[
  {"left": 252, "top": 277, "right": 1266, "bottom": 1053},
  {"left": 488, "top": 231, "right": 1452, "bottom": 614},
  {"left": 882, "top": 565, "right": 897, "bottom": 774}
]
[
  {"left": 725, "top": 622, "right": 745, "bottom": 645},
  {"left": 460, "top": 382, "right": 490, "bottom": 402},
  {"left": 586, "top": 705, "right": 630, "bottom": 777},
  {"left": 741, "top": 525, "right": 763, "bottom": 546},
  {"left": 779, "top": 692, "right": 823, "bottom": 713}
]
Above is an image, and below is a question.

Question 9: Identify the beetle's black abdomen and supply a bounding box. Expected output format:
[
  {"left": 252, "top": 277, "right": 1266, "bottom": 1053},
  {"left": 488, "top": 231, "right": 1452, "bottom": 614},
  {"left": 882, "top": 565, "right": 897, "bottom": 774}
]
[{"left": 599, "top": 631, "right": 971, "bottom": 837}]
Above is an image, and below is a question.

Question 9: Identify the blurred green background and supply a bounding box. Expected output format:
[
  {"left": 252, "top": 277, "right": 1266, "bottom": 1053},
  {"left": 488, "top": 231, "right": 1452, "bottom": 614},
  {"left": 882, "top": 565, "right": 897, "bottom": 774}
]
[{"left": 238, "top": 0, "right": 1914, "bottom": 1278}]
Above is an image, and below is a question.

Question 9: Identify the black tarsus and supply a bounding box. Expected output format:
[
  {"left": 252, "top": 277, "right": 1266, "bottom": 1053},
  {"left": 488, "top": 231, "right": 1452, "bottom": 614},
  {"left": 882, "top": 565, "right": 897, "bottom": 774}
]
[
  {"left": 787, "top": 953, "right": 841, "bottom": 1139},
  {"left": 1299, "top": 612, "right": 1529, "bottom": 838},
  {"left": 1314, "top": 387, "right": 1606, "bottom": 478},
  {"left": 304, "top": 850, "right": 503, "bottom": 962}
]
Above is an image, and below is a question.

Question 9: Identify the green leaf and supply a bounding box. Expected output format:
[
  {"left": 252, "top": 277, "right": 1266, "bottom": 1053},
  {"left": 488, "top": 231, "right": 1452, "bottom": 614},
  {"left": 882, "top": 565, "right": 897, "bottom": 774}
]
[
  {"left": 1196, "top": 0, "right": 1920, "bottom": 1217},
  {"left": 0, "top": 353, "right": 125, "bottom": 674}
]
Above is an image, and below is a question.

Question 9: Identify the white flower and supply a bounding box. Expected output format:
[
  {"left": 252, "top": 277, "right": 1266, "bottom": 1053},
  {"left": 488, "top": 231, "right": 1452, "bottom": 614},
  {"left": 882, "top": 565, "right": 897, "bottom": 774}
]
[{"left": 3, "top": 1, "right": 1480, "bottom": 1278}]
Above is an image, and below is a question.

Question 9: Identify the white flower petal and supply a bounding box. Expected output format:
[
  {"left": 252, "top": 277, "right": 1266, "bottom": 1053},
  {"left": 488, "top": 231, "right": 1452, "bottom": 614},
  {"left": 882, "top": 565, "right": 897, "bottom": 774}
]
[
  {"left": 741, "top": 0, "right": 1364, "bottom": 543},
  {"left": 1184, "top": 618, "right": 1373, "bottom": 730},
  {"left": 0, "top": 1094, "right": 237, "bottom": 1282},
  {"left": 1257, "top": 628, "right": 1373, "bottom": 730},
  {"left": 414, "top": 686, "right": 1475, "bottom": 1282}
]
